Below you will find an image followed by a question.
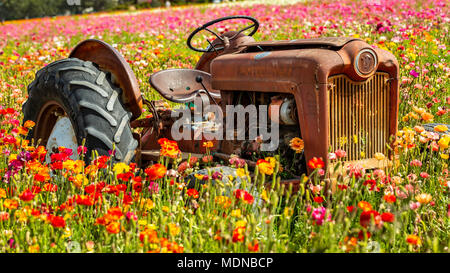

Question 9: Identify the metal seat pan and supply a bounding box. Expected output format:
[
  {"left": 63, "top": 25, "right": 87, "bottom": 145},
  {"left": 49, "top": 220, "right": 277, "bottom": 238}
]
[{"left": 149, "top": 69, "right": 221, "bottom": 103}]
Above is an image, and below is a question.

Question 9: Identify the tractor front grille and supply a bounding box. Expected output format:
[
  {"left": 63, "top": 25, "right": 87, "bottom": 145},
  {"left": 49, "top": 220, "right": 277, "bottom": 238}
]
[{"left": 328, "top": 72, "right": 391, "bottom": 161}]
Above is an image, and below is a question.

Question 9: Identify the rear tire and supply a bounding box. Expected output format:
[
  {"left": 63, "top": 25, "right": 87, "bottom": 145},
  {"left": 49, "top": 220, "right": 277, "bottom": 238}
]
[{"left": 22, "top": 58, "right": 138, "bottom": 164}]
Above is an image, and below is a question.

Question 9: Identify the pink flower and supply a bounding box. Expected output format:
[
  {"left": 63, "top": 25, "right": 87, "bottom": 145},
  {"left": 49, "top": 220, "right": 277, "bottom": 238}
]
[
  {"left": 410, "top": 160, "right": 422, "bottom": 167},
  {"left": 148, "top": 182, "right": 159, "bottom": 194},
  {"left": 346, "top": 163, "right": 365, "bottom": 179},
  {"left": 410, "top": 202, "right": 421, "bottom": 210},
  {"left": 335, "top": 149, "right": 347, "bottom": 158},
  {"left": 410, "top": 69, "right": 419, "bottom": 78},
  {"left": 419, "top": 172, "right": 429, "bottom": 179}
]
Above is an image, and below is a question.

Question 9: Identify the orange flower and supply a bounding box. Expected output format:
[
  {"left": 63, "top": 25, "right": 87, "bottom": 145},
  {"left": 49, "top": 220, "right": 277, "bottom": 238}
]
[
  {"left": 23, "top": 120, "right": 35, "bottom": 129},
  {"left": 383, "top": 194, "right": 396, "bottom": 203},
  {"left": 107, "top": 207, "right": 124, "bottom": 221},
  {"left": 256, "top": 159, "right": 274, "bottom": 175},
  {"left": 145, "top": 164, "right": 167, "bottom": 181},
  {"left": 140, "top": 228, "right": 159, "bottom": 244},
  {"left": 106, "top": 222, "right": 121, "bottom": 234},
  {"left": 158, "top": 138, "right": 180, "bottom": 158},
  {"left": 308, "top": 157, "right": 325, "bottom": 169},
  {"left": 358, "top": 201, "right": 373, "bottom": 212},
  {"left": 248, "top": 240, "right": 259, "bottom": 252},
  {"left": 406, "top": 234, "right": 421, "bottom": 246},
  {"left": 0, "top": 188, "right": 6, "bottom": 198},
  {"left": 4, "top": 199, "right": 19, "bottom": 210},
  {"left": 416, "top": 193, "right": 432, "bottom": 204},
  {"left": 421, "top": 112, "right": 434, "bottom": 122},
  {"left": 289, "top": 137, "right": 304, "bottom": 153}
]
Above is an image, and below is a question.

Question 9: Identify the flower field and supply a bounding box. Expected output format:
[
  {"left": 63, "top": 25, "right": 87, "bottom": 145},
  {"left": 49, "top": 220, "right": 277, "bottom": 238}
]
[{"left": 0, "top": 0, "right": 449, "bottom": 253}]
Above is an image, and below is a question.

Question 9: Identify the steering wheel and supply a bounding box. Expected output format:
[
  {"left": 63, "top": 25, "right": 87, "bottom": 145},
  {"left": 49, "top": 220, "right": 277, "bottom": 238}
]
[{"left": 187, "top": 15, "right": 259, "bottom": 53}]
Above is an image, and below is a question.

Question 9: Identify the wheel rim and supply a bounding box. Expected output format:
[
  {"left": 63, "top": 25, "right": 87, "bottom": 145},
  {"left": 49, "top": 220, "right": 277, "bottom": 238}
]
[{"left": 34, "top": 101, "right": 78, "bottom": 162}]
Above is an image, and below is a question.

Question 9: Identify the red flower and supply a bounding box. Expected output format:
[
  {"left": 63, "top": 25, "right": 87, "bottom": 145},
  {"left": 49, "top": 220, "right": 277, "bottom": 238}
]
[
  {"left": 49, "top": 215, "right": 66, "bottom": 228},
  {"left": 232, "top": 227, "right": 245, "bottom": 243},
  {"left": 145, "top": 164, "right": 167, "bottom": 181},
  {"left": 358, "top": 230, "right": 371, "bottom": 241},
  {"left": 347, "top": 206, "right": 355, "bottom": 213},
  {"left": 314, "top": 196, "right": 324, "bottom": 203},
  {"left": 234, "top": 189, "right": 254, "bottom": 204},
  {"left": 187, "top": 188, "right": 199, "bottom": 199},
  {"left": 307, "top": 157, "right": 325, "bottom": 169},
  {"left": 381, "top": 212, "right": 395, "bottom": 223},
  {"left": 359, "top": 210, "right": 380, "bottom": 228},
  {"left": 19, "top": 189, "right": 35, "bottom": 202},
  {"left": 133, "top": 182, "right": 143, "bottom": 193}
]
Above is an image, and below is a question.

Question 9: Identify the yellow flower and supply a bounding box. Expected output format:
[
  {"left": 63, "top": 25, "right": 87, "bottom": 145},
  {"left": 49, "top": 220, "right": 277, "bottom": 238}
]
[
  {"left": 162, "top": 206, "right": 170, "bottom": 212},
  {"left": 141, "top": 199, "right": 155, "bottom": 211},
  {"left": 441, "top": 154, "right": 449, "bottom": 160},
  {"left": 438, "top": 135, "right": 449, "bottom": 149},
  {"left": 374, "top": 152, "right": 385, "bottom": 160},
  {"left": 235, "top": 220, "right": 247, "bottom": 228},
  {"left": 434, "top": 125, "right": 448, "bottom": 132},
  {"left": 261, "top": 190, "right": 269, "bottom": 202},
  {"left": 113, "top": 162, "right": 131, "bottom": 175},
  {"left": 28, "top": 244, "right": 40, "bottom": 253},
  {"left": 236, "top": 168, "right": 247, "bottom": 177},
  {"left": 168, "top": 223, "right": 180, "bottom": 236},
  {"left": 265, "top": 157, "right": 277, "bottom": 169},
  {"left": 214, "top": 196, "right": 231, "bottom": 209},
  {"left": 231, "top": 209, "right": 242, "bottom": 218},
  {"left": 257, "top": 159, "right": 274, "bottom": 176},
  {"left": 62, "top": 227, "right": 72, "bottom": 239},
  {"left": 72, "top": 174, "right": 88, "bottom": 188},
  {"left": 283, "top": 207, "right": 294, "bottom": 218}
]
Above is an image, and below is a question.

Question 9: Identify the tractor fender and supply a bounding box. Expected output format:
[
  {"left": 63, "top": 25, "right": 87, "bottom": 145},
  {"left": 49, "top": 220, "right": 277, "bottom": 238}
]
[{"left": 69, "top": 39, "right": 142, "bottom": 120}]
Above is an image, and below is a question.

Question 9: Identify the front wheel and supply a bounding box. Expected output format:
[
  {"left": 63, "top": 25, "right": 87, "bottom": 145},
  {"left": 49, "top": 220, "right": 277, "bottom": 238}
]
[{"left": 22, "top": 58, "right": 138, "bottom": 164}]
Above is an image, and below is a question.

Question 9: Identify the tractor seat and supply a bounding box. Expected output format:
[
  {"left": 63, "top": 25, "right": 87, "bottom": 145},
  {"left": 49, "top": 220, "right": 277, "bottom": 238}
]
[{"left": 149, "top": 69, "right": 221, "bottom": 104}]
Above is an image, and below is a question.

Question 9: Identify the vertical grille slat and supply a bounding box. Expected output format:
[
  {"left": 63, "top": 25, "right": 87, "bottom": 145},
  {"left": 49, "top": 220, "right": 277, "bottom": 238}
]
[{"left": 328, "top": 73, "right": 390, "bottom": 161}]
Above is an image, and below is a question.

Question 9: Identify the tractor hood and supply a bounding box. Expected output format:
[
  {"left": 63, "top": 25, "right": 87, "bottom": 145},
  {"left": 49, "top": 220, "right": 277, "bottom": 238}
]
[
  {"left": 210, "top": 37, "right": 398, "bottom": 91},
  {"left": 244, "top": 37, "right": 359, "bottom": 51}
]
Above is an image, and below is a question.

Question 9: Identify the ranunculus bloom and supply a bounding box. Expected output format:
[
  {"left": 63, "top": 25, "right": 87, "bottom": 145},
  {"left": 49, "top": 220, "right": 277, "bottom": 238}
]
[
  {"left": 49, "top": 215, "right": 66, "bottom": 228},
  {"left": 381, "top": 212, "right": 395, "bottom": 223},
  {"left": 158, "top": 138, "right": 180, "bottom": 158},
  {"left": 335, "top": 149, "right": 347, "bottom": 158},
  {"left": 383, "top": 194, "right": 396, "bottom": 203},
  {"left": 406, "top": 234, "right": 421, "bottom": 246},
  {"left": 187, "top": 188, "right": 199, "bottom": 199},
  {"left": 289, "top": 137, "right": 304, "bottom": 153},
  {"left": 145, "top": 164, "right": 167, "bottom": 181},
  {"left": 256, "top": 159, "right": 274, "bottom": 175},
  {"left": 234, "top": 189, "right": 254, "bottom": 204},
  {"left": 19, "top": 189, "right": 35, "bottom": 202},
  {"left": 359, "top": 210, "right": 380, "bottom": 228},
  {"left": 308, "top": 157, "right": 325, "bottom": 169},
  {"left": 416, "top": 193, "right": 432, "bottom": 204}
]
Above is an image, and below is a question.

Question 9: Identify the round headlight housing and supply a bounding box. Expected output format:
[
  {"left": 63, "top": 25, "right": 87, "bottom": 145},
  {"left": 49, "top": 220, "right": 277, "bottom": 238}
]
[{"left": 355, "top": 48, "right": 377, "bottom": 75}]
